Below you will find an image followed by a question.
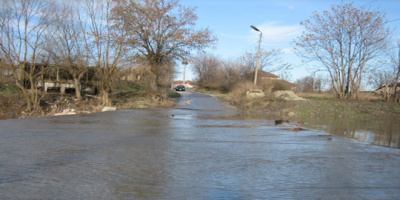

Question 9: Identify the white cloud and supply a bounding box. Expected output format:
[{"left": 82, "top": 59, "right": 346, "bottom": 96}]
[
  {"left": 256, "top": 21, "right": 303, "bottom": 43},
  {"left": 281, "top": 48, "right": 294, "bottom": 54},
  {"left": 288, "top": 5, "right": 295, "bottom": 10}
]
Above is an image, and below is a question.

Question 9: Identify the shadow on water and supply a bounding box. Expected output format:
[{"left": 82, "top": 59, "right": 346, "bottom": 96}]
[{"left": 300, "top": 116, "right": 400, "bottom": 149}]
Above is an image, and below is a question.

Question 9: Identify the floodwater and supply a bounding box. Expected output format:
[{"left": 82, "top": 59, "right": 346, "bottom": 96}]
[
  {"left": 0, "top": 91, "right": 400, "bottom": 199},
  {"left": 302, "top": 116, "right": 400, "bottom": 149}
]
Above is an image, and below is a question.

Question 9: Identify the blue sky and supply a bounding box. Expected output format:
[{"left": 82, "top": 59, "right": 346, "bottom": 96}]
[{"left": 176, "top": 0, "right": 400, "bottom": 82}]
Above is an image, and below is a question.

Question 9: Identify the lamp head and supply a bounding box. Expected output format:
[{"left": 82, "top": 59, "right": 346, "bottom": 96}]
[{"left": 250, "top": 25, "right": 260, "bottom": 32}]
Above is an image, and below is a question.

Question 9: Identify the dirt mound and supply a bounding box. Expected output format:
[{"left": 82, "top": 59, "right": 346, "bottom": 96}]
[{"left": 273, "top": 90, "right": 306, "bottom": 101}]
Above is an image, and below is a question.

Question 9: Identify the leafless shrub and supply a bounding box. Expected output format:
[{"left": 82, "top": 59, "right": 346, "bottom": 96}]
[
  {"left": 258, "top": 79, "right": 293, "bottom": 94},
  {"left": 122, "top": 66, "right": 158, "bottom": 95},
  {"left": 227, "top": 81, "right": 258, "bottom": 103}
]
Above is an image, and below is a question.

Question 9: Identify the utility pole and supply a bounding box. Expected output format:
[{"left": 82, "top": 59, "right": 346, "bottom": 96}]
[
  {"left": 182, "top": 60, "right": 188, "bottom": 86},
  {"left": 251, "top": 25, "right": 262, "bottom": 85}
]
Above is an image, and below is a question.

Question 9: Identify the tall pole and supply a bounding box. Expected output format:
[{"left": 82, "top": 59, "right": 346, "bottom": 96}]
[
  {"left": 183, "top": 64, "right": 186, "bottom": 85},
  {"left": 251, "top": 25, "right": 262, "bottom": 85},
  {"left": 182, "top": 60, "right": 188, "bottom": 86}
]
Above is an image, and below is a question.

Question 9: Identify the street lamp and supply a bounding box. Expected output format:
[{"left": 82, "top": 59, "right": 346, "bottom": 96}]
[{"left": 251, "top": 25, "right": 262, "bottom": 85}]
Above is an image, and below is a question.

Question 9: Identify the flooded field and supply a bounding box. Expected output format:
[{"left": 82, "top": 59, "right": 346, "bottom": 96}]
[
  {"left": 0, "top": 91, "right": 399, "bottom": 199},
  {"left": 303, "top": 116, "right": 400, "bottom": 149}
]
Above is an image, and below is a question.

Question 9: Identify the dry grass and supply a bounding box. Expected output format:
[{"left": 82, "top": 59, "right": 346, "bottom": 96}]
[
  {"left": 227, "top": 81, "right": 258, "bottom": 103},
  {"left": 356, "top": 92, "right": 383, "bottom": 101},
  {"left": 295, "top": 91, "right": 383, "bottom": 102},
  {"left": 295, "top": 91, "right": 335, "bottom": 99},
  {"left": 226, "top": 80, "right": 297, "bottom": 109}
]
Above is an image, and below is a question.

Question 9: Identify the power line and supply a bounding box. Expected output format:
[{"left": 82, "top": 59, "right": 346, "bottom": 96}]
[
  {"left": 387, "top": 18, "right": 400, "bottom": 23},
  {"left": 362, "top": 0, "right": 377, "bottom": 7}
]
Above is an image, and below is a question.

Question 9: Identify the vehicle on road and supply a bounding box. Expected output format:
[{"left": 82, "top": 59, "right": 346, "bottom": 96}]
[{"left": 176, "top": 85, "right": 185, "bottom": 91}]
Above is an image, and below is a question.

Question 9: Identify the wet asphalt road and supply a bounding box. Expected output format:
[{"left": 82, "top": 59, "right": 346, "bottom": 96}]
[{"left": 0, "top": 90, "right": 399, "bottom": 199}]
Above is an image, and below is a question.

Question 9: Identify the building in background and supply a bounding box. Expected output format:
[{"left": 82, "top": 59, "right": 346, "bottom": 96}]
[{"left": 172, "top": 80, "right": 196, "bottom": 89}]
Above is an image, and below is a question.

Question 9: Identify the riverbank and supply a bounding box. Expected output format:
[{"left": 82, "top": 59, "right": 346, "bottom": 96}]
[
  {"left": 236, "top": 97, "right": 400, "bottom": 121},
  {"left": 0, "top": 92, "right": 177, "bottom": 120},
  {"left": 3, "top": 89, "right": 400, "bottom": 122},
  {"left": 205, "top": 88, "right": 400, "bottom": 121}
]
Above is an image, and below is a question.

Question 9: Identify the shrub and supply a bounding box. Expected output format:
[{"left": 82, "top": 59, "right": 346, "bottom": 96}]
[
  {"left": 258, "top": 79, "right": 292, "bottom": 94},
  {"left": 168, "top": 91, "right": 180, "bottom": 98},
  {"left": 0, "top": 83, "right": 17, "bottom": 94},
  {"left": 227, "top": 81, "right": 258, "bottom": 103}
]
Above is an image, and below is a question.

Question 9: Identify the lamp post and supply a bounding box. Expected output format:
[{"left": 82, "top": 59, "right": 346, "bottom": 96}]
[{"left": 251, "top": 25, "right": 262, "bottom": 85}]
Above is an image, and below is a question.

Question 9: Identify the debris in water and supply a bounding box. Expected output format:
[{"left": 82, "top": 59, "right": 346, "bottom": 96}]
[
  {"left": 289, "top": 127, "right": 306, "bottom": 131},
  {"left": 274, "top": 119, "right": 289, "bottom": 125}
]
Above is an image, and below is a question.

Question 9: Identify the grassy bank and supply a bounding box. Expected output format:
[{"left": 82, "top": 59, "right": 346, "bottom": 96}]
[
  {"left": 197, "top": 88, "right": 400, "bottom": 122},
  {"left": 298, "top": 98, "right": 400, "bottom": 120}
]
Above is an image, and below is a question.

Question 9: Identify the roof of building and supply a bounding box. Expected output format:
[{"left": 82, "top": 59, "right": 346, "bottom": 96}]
[
  {"left": 173, "top": 80, "right": 195, "bottom": 85},
  {"left": 376, "top": 83, "right": 400, "bottom": 91},
  {"left": 258, "top": 70, "right": 279, "bottom": 78}
]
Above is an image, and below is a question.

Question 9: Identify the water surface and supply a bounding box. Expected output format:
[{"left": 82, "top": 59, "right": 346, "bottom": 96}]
[{"left": 0, "top": 91, "right": 399, "bottom": 199}]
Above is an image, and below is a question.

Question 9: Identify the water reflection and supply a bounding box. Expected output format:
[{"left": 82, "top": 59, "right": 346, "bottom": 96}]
[{"left": 301, "top": 116, "right": 400, "bottom": 149}]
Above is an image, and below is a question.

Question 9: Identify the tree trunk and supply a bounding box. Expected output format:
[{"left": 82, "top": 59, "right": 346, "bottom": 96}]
[
  {"left": 101, "top": 91, "right": 110, "bottom": 106},
  {"left": 73, "top": 77, "right": 82, "bottom": 101}
]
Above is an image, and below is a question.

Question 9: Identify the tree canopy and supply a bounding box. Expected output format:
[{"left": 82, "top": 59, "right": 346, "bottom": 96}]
[
  {"left": 295, "top": 2, "right": 391, "bottom": 98},
  {"left": 113, "top": 0, "right": 217, "bottom": 88}
]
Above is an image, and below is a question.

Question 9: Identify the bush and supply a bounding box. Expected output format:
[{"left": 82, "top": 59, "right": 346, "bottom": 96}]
[
  {"left": 258, "top": 79, "right": 292, "bottom": 94},
  {"left": 227, "top": 81, "right": 258, "bottom": 103},
  {"left": 258, "top": 80, "right": 274, "bottom": 95},
  {"left": 0, "top": 83, "right": 17, "bottom": 94},
  {"left": 168, "top": 91, "right": 180, "bottom": 98}
]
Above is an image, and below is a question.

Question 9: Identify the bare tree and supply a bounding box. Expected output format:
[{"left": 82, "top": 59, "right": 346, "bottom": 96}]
[
  {"left": 47, "top": 1, "right": 91, "bottom": 101},
  {"left": 295, "top": 2, "right": 391, "bottom": 98},
  {"left": 386, "top": 40, "right": 400, "bottom": 101},
  {"left": 83, "top": 0, "right": 129, "bottom": 105},
  {"left": 369, "top": 69, "right": 392, "bottom": 89},
  {"left": 238, "top": 48, "right": 291, "bottom": 74},
  {"left": 295, "top": 76, "right": 322, "bottom": 91},
  {"left": 0, "top": 0, "right": 54, "bottom": 111},
  {"left": 113, "top": 0, "right": 217, "bottom": 89},
  {"left": 373, "top": 40, "right": 400, "bottom": 101},
  {"left": 222, "top": 60, "right": 249, "bottom": 88},
  {"left": 192, "top": 53, "right": 224, "bottom": 90}
]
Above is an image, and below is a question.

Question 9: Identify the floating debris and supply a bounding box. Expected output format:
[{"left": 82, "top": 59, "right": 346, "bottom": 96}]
[
  {"left": 289, "top": 127, "right": 306, "bottom": 131},
  {"left": 102, "top": 106, "right": 117, "bottom": 112},
  {"left": 54, "top": 109, "right": 76, "bottom": 116},
  {"left": 274, "top": 119, "right": 289, "bottom": 125}
]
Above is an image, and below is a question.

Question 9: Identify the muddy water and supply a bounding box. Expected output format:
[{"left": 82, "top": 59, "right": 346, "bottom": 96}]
[{"left": 0, "top": 91, "right": 400, "bottom": 199}]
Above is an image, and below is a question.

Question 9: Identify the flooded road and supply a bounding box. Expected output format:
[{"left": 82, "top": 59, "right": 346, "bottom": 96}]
[{"left": 1, "top": 90, "right": 400, "bottom": 199}]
